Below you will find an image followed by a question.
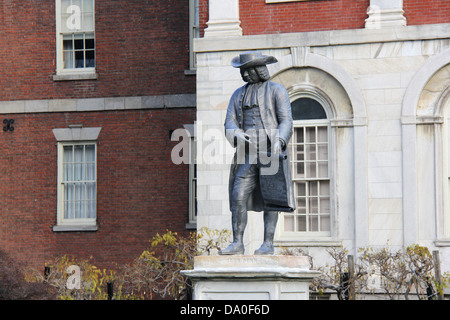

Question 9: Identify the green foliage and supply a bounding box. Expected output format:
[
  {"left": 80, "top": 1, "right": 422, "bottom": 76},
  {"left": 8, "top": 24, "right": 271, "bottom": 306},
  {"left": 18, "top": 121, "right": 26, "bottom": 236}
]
[
  {"left": 121, "top": 228, "right": 230, "bottom": 300},
  {"left": 22, "top": 228, "right": 231, "bottom": 300},
  {"left": 26, "top": 255, "right": 126, "bottom": 300},
  {"left": 286, "top": 244, "right": 449, "bottom": 300}
]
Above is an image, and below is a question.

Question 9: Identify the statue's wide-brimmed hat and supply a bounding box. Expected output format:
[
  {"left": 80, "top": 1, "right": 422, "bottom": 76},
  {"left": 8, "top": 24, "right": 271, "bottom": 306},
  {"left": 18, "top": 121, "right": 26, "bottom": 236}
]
[{"left": 231, "top": 51, "right": 278, "bottom": 68}]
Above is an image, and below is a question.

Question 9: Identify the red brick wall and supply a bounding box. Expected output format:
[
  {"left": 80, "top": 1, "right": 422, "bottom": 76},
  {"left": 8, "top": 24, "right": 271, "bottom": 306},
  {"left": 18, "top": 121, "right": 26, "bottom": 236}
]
[
  {"left": 199, "top": 0, "right": 209, "bottom": 37},
  {"left": 404, "top": 0, "right": 450, "bottom": 25},
  {"left": 199, "top": 0, "right": 370, "bottom": 36},
  {"left": 0, "top": 108, "right": 195, "bottom": 270},
  {"left": 240, "top": 0, "right": 370, "bottom": 35},
  {"left": 0, "top": 0, "right": 195, "bottom": 101},
  {"left": 199, "top": 0, "right": 450, "bottom": 36}
]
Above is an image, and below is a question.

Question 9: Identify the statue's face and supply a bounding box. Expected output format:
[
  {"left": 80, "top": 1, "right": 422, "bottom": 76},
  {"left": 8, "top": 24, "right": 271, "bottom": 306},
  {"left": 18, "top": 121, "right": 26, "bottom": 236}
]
[{"left": 240, "top": 67, "right": 260, "bottom": 84}]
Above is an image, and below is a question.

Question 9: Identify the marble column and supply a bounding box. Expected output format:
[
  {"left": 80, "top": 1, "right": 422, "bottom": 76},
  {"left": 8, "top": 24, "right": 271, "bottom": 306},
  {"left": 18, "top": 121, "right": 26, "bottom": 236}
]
[
  {"left": 204, "top": 0, "right": 242, "bottom": 37},
  {"left": 365, "top": 0, "right": 407, "bottom": 29}
]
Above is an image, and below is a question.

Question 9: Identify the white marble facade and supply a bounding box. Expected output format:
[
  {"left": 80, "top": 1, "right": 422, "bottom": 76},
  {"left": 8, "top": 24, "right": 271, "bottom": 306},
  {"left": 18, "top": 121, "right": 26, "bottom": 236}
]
[{"left": 193, "top": 21, "right": 450, "bottom": 272}]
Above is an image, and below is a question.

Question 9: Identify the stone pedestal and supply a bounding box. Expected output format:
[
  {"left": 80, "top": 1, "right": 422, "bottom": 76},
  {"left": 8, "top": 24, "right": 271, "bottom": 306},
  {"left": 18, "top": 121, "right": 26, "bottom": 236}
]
[{"left": 182, "top": 255, "right": 321, "bottom": 300}]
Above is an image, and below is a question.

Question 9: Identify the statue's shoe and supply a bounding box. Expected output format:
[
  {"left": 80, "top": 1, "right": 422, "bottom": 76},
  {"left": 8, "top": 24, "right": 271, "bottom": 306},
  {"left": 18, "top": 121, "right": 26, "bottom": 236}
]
[
  {"left": 254, "top": 243, "right": 274, "bottom": 255},
  {"left": 219, "top": 242, "right": 244, "bottom": 255}
]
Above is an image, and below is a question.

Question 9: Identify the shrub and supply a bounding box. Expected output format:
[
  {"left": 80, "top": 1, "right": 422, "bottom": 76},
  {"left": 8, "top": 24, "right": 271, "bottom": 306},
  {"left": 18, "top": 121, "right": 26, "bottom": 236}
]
[{"left": 0, "top": 250, "right": 55, "bottom": 300}]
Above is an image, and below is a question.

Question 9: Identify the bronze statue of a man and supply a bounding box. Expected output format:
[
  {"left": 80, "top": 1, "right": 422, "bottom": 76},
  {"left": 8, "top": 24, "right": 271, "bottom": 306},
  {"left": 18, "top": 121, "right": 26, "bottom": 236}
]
[{"left": 220, "top": 51, "right": 295, "bottom": 255}]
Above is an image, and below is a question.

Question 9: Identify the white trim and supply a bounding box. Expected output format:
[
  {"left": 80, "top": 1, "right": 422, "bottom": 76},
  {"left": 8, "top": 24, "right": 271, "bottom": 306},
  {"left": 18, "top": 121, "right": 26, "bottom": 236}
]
[
  {"left": 55, "top": 0, "right": 96, "bottom": 77},
  {"left": 204, "top": 0, "right": 242, "bottom": 38},
  {"left": 184, "top": 124, "right": 197, "bottom": 227},
  {"left": 52, "top": 126, "right": 101, "bottom": 142},
  {"left": 269, "top": 51, "right": 367, "bottom": 122},
  {"left": 53, "top": 128, "right": 99, "bottom": 232},
  {"left": 276, "top": 91, "right": 335, "bottom": 241},
  {"left": 194, "top": 23, "right": 450, "bottom": 53},
  {"left": 55, "top": 141, "right": 98, "bottom": 231},
  {"left": 270, "top": 53, "right": 368, "bottom": 250},
  {"left": 401, "top": 48, "right": 450, "bottom": 246},
  {"left": 188, "top": 0, "right": 199, "bottom": 70},
  {"left": 402, "top": 48, "right": 450, "bottom": 119}
]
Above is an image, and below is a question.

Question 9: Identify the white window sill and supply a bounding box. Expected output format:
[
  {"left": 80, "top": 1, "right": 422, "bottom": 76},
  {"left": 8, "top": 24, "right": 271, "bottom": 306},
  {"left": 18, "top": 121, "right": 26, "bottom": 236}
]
[
  {"left": 185, "top": 222, "right": 197, "bottom": 230},
  {"left": 53, "top": 224, "right": 98, "bottom": 232},
  {"left": 435, "top": 239, "right": 450, "bottom": 247},
  {"left": 184, "top": 69, "right": 196, "bottom": 76},
  {"left": 53, "top": 72, "right": 98, "bottom": 81}
]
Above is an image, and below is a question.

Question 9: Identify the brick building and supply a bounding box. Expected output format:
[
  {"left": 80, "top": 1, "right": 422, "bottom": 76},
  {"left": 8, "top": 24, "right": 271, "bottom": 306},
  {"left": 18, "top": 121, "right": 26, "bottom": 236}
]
[
  {"left": 194, "top": 0, "right": 450, "bottom": 279},
  {"left": 0, "top": 0, "right": 197, "bottom": 270}
]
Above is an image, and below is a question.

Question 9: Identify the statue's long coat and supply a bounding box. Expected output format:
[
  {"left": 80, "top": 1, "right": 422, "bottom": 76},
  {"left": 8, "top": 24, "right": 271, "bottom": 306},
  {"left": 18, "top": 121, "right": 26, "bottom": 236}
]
[{"left": 224, "top": 81, "right": 296, "bottom": 213}]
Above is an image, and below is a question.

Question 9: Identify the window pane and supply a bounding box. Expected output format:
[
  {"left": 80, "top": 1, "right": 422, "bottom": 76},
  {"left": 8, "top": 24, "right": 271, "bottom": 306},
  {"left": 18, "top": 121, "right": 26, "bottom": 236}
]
[
  {"left": 305, "top": 144, "right": 316, "bottom": 160},
  {"left": 295, "top": 162, "right": 304, "bottom": 179},
  {"left": 295, "top": 144, "right": 304, "bottom": 161},
  {"left": 320, "top": 215, "right": 330, "bottom": 231},
  {"left": 72, "top": 0, "right": 82, "bottom": 9},
  {"left": 284, "top": 215, "right": 295, "bottom": 232},
  {"left": 297, "top": 182, "right": 306, "bottom": 197},
  {"left": 85, "top": 37, "right": 95, "bottom": 50},
  {"left": 74, "top": 145, "right": 84, "bottom": 180},
  {"left": 320, "top": 181, "right": 330, "bottom": 196},
  {"left": 318, "top": 162, "right": 328, "bottom": 178},
  {"left": 75, "top": 50, "right": 84, "bottom": 68},
  {"left": 291, "top": 98, "right": 327, "bottom": 120},
  {"left": 317, "top": 127, "right": 328, "bottom": 143},
  {"left": 74, "top": 36, "right": 84, "bottom": 50},
  {"left": 83, "top": 0, "right": 94, "bottom": 12},
  {"left": 296, "top": 198, "right": 306, "bottom": 213},
  {"left": 85, "top": 145, "right": 95, "bottom": 180},
  {"left": 65, "top": 183, "right": 74, "bottom": 219},
  {"left": 297, "top": 215, "right": 307, "bottom": 232},
  {"left": 318, "top": 144, "right": 328, "bottom": 161},
  {"left": 87, "top": 200, "right": 96, "bottom": 219},
  {"left": 320, "top": 198, "right": 330, "bottom": 214},
  {"left": 85, "top": 50, "right": 95, "bottom": 68},
  {"left": 296, "top": 127, "right": 304, "bottom": 143},
  {"left": 82, "top": 13, "right": 94, "bottom": 31},
  {"left": 309, "top": 181, "right": 318, "bottom": 196},
  {"left": 61, "top": 0, "right": 71, "bottom": 13},
  {"left": 305, "top": 127, "right": 316, "bottom": 143},
  {"left": 309, "top": 198, "right": 318, "bottom": 213},
  {"left": 63, "top": 34, "right": 73, "bottom": 50},
  {"left": 63, "top": 35, "right": 74, "bottom": 68},
  {"left": 62, "top": 143, "right": 97, "bottom": 221},
  {"left": 309, "top": 216, "right": 319, "bottom": 231},
  {"left": 305, "top": 162, "right": 316, "bottom": 178}
]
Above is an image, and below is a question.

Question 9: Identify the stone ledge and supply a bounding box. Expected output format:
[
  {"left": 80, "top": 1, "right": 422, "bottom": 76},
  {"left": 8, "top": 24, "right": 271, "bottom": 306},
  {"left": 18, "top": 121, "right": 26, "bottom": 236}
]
[
  {"left": 194, "top": 23, "right": 450, "bottom": 53},
  {"left": 52, "top": 225, "right": 98, "bottom": 232},
  {"left": 183, "top": 255, "right": 321, "bottom": 281},
  {"left": 53, "top": 73, "right": 98, "bottom": 81},
  {"left": 193, "top": 255, "right": 311, "bottom": 270},
  {"left": 0, "top": 94, "right": 196, "bottom": 114}
]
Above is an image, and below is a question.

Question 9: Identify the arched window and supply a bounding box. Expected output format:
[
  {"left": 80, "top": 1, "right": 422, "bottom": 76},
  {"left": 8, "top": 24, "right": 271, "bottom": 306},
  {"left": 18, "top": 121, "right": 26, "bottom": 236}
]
[{"left": 282, "top": 97, "right": 331, "bottom": 237}]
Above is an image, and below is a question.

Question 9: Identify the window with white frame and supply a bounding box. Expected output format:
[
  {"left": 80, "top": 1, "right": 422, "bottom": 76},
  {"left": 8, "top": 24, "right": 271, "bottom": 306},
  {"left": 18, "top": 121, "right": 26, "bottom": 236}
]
[
  {"left": 57, "top": 142, "right": 97, "bottom": 228},
  {"left": 189, "top": 135, "right": 197, "bottom": 225},
  {"left": 189, "top": 0, "right": 199, "bottom": 70},
  {"left": 181, "top": 124, "right": 197, "bottom": 227},
  {"left": 55, "top": 0, "right": 96, "bottom": 76},
  {"left": 281, "top": 97, "right": 331, "bottom": 237}
]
